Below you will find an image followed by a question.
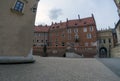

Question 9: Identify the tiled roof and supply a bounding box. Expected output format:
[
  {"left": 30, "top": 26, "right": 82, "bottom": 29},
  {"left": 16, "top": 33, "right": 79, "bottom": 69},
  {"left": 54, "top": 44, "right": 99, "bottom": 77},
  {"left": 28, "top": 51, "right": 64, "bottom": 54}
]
[
  {"left": 50, "top": 22, "right": 67, "bottom": 30},
  {"left": 35, "top": 16, "right": 96, "bottom": 32},
  {"left": 67, "top": 17, "right": 95, "bottom": 27},
  {"left": 34, "top": 25, "right": 50, "bottom": 32}
]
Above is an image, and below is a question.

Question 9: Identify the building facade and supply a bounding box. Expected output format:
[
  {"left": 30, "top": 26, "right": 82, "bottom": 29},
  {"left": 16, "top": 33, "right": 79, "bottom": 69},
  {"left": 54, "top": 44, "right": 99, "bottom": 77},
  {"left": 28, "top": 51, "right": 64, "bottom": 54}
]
[
  {"left": 111, "top": 0, "right": 120, "bottom": 58},
  {"left": 0, "top": 0, "right": 38, "bottom": 63},
  {"left": 34, "top": 15, "right": 98, "bottom": 57},
  {"left": 115, "top": 20, "right": 120, "bottom": 44},
  {"left": 97, "top": 29, "right": 115, "bottom": 58},
  {"left": 114, "top": 0, "right": 120, "bottom": 17},
  {"left": 34, "top": 25, "right": 49, "bottom": 46}
]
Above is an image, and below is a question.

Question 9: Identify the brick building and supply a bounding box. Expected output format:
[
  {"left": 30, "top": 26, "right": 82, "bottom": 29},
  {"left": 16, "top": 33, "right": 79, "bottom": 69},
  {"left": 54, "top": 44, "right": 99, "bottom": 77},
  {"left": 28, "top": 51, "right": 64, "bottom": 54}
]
[
  {"left": 34, "top": 15, "right": 98, "bottom": 57},
  {"left": 34, "top": 25, "right": 49, "bottom": 46}
]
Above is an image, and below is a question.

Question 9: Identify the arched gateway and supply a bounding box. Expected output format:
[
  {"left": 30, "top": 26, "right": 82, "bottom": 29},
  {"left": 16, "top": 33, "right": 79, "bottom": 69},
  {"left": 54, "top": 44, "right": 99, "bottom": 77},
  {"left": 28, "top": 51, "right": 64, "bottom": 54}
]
[
  {"left": 99, "top": 47, "right": 107, "bottom": 58},
  {"left": 0, "top": 0, "right": 39, "bottom": 63}
]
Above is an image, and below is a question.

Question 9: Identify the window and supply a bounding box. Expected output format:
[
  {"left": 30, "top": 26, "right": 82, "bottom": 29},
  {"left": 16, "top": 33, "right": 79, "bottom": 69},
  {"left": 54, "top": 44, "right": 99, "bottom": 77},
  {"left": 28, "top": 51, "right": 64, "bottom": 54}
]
[
  {"left": 55, "top": 39, "right": 58, "bottom": 42},
  {"left": 32, "top": 7, "right": 37, "bottom": 13},
  {"left": 75, "top": 34, "right": 79, "bottom": 39},
  {"left": 41, "top": 40, "right": 43, "bottom": 42},
  {"left": 62, "top": 34, "right": 65, "bottom": 37},
  {"left": 56, "top": 32, "right": 58, "bottom": 36},
  {"left": 103, "top": 39, "right": 106, "bottom": 43},
  {"left": 87, "top": 33, "right": 92, "bottom": 39},
  {"left": 62, "top": 42, "right": 65, "bottom": 46},
  {"left": 90, "top": 26, "right": 94, "bottom": 31},
  {"left": 37, "top": 40, "right": 39, "bottom": 42},
  {"left": 74, "top": 28, "right": 78, "bottom": 33},
  {"left": 68, "top": 34, "right": 71, "bottom": 40},
  {"left": 56, "top": 43, "right": 58, "bottom": 47},
  {"left": 14, "top": 1, "right": 24, "bottom": 12},
  {"left": 38, "top": 33, "right": 40, "bottom": 36},
  {"left": 85, "top": 42, "right": 88, "bottom": 46},
  {"left": 109, "top": 38, "right": 111, "bottom": 43},
  {"left": 83, "top": 27, "right": 87, "bottom": 32},
  {"left": 67, "top": 29, "right": 71, "bottom": 33},
  {"left": 99, "top": 39, "right": 101, "bottom": 43}
]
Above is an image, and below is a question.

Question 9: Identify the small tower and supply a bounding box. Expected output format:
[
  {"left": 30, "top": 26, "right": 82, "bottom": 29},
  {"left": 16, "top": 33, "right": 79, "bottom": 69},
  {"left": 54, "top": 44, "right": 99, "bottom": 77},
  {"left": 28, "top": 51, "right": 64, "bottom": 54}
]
[{"left": 0, "top": 0, "right": 39, "bottom": 63}]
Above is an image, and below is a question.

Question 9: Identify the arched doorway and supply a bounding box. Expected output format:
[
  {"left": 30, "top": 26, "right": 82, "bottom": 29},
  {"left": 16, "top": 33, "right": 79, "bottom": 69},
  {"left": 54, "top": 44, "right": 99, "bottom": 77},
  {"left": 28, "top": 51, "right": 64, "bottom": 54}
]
[{"left": 99, "top": 47, "right": 107, "bottom": 58}]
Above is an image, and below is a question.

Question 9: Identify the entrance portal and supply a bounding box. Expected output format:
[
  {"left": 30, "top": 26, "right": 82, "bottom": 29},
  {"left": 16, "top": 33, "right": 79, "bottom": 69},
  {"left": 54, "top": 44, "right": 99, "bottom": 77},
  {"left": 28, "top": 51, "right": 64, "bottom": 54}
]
[{"left": 99, "top": 47, "right": 107, "bottom": 58}]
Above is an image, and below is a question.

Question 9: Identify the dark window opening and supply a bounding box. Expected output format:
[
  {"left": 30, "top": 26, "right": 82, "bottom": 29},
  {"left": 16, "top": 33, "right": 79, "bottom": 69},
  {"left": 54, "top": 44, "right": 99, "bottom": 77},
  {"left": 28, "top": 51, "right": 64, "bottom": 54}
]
[
  {"left": 32, "top": 7, "right": 37, "bottom": 13},
  {"left": 37, "top": 40, "right": 39, "bottom": 42},
  {"left": 84, "top": 22, "right": 87, "bottom": 24},
  {"left": 104, "top": 39, "right": 106, "bottom": 43},
  {"left": 109, "top": 38, "right": 111, "bottom": 43},
  {"left": 41, "top": 40, "right": 43, "bottom": 42},
  {"left": 62, "top": 42, "right": 65, "bottom": 46},
  {"left": 75, "top": 23, "right": 77, "bottom": 25}
]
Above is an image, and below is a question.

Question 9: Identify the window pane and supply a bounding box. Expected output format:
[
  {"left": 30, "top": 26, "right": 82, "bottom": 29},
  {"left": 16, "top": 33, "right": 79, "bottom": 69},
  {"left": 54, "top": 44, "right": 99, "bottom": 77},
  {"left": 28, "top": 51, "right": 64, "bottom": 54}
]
[
  {"left": 14, "top": 1, "right": 24, "bottom": 12},
  {"left": 83, "top": 27, "right": 87, "bottom": 32}
]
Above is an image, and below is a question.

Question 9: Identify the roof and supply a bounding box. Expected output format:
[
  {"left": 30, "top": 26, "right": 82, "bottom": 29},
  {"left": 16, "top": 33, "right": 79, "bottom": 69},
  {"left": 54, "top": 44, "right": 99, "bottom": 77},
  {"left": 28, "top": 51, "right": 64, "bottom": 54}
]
[
  {"left": 49, "top": 16, "right": 96, "bottom": 30},
  {"left": 34, "top": 25, "right": 50, "bottom": 32},
  {"left": 67, "top": 17, "right": 95, "bottom": 27},
  {"left": 35, "top": 16, "right": 96, "bottom": 32},
  {"left": 50, "top": 22, "right": 67, "bottom": 30}
]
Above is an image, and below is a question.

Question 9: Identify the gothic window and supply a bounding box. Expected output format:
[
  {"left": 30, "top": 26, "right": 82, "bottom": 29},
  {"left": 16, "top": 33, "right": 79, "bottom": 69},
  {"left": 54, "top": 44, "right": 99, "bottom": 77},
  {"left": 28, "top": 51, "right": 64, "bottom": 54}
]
[{"left": 14, "top": 1, "right": 24, "bottom": 12}]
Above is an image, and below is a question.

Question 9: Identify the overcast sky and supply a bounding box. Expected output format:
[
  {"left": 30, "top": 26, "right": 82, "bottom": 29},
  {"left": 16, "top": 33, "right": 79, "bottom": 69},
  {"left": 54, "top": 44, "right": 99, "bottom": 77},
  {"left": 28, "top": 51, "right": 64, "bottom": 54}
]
[{"left": 35, "top": 0, "right": 119, "bottom": 30}]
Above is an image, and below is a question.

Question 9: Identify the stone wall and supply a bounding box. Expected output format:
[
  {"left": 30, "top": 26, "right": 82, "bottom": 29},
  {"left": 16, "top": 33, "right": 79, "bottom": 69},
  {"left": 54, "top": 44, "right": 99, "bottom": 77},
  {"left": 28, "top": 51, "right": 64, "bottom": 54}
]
[{"left": 33, "top": 46, "right": 97, "bottom": 58}]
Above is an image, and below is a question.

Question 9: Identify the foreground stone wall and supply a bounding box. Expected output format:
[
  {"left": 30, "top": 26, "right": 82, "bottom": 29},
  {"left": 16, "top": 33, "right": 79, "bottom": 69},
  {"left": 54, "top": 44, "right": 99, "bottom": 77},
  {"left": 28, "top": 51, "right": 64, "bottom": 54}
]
[{"left": 0, "top": 0, "right": 38, "bottom": 63}]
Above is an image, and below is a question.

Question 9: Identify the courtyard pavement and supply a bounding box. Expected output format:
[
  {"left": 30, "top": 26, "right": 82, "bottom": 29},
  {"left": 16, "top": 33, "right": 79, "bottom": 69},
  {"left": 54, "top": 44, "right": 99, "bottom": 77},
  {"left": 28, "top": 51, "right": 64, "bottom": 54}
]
[
  {"left": 0, "top": 56, "right": 120, "bottom": 81},
  {"left": 98, "top": 58, "right": 120, "bottom": 77}
]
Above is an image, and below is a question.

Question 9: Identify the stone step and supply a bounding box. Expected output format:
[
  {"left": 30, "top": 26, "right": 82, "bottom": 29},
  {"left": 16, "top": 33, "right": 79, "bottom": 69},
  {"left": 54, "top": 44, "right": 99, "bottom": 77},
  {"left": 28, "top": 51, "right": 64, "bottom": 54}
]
[{"left": 66, "top": 52, "right": 83, "bottom": 58}]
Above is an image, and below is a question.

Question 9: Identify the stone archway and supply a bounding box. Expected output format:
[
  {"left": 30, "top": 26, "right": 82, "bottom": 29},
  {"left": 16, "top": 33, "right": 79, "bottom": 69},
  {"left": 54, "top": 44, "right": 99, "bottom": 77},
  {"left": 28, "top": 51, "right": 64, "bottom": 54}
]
[{"left": 99, "top": 47, "right": 107, "bottom": 58}]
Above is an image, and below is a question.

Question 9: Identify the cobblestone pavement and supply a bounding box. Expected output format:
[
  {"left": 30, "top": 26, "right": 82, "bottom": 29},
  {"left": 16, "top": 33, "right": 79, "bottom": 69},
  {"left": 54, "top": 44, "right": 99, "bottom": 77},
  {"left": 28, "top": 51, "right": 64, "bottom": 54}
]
[
  {"left": 0, "top": 56, "right": 120, "bottom": 81},
  {"left": 98, "top": 58, "right": 120, "bottom": 77}
]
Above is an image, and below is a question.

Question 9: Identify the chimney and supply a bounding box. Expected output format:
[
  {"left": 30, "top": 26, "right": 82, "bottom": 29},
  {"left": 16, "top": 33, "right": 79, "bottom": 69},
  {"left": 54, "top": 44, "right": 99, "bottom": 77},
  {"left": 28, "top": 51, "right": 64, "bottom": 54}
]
[
  {"left": 60, "top": 20, "right": 62, "bottom": 25},
  {"left": 91, "top": 13, "right": 94, "bottom": 17},
  {"left": 45, "top": 24, "right": 47, "bottom": 27},
  {"left": 78, "top": 14, "right": 80, "bottom": 20},
  {"left": 51, "top": 22, "right": 54, "bottom": 25},
  {"left": 66, "top": 18, "right": 69, "bottom": 28},
  {"left": 66, "top": 18, "right": 68, "bottom": 23}
]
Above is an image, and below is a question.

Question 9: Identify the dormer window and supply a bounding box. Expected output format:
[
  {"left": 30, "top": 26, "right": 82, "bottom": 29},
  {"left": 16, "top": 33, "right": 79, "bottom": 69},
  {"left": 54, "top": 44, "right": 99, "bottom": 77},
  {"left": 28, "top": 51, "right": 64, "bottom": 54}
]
[
  {"left": 57, "top": 26, "right": 59, "bottom": 28},
  {"left": 75, "top": 23, "right": 77, "bottom": 25},
  {"left": 14, "top": 1, "right": 24, "bottom": 12},
  {"left": 84, "top": 22, "right": 87, "bottom": 24}
]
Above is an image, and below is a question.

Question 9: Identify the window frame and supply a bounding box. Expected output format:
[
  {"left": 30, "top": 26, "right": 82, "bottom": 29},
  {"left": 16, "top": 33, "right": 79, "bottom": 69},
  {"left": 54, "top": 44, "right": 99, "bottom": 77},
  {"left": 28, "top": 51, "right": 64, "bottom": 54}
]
[
  {"left": 83, "top": 27, "right": 87, "bottom": 32},
  {"left": 87, "top": 33, "right": 92, "bottom": 39}
]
